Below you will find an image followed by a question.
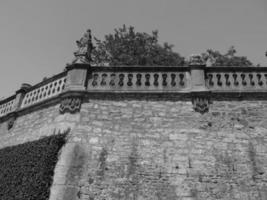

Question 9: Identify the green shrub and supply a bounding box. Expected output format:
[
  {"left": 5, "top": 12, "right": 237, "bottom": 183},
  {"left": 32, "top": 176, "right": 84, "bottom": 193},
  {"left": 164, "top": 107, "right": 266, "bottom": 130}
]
[{"left": 0, "top": 132, "right": 67, "bottom": 200}]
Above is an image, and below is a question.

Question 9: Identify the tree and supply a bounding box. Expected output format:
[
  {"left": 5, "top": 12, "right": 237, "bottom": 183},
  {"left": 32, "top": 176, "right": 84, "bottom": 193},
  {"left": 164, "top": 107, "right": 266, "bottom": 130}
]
[
  {"left": 91, "top": 25, "right": 185, "bottom": 66},
  {"left": 202, "top": 46, "right": 254, "bottom": 67}
]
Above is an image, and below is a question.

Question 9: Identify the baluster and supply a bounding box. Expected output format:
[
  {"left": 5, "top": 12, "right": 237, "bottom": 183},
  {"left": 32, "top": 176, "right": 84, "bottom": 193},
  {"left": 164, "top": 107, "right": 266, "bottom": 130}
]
[
  {"left": 162, "top": 74, "right": 167, "bottom": 86},
  {"left": 154, "top": 74, "right": 159, "bottom": 86},
  {"left": 51, "top": 87, "right": 55, "bottom": 95},
  {"left": 39, "top": 88, "right": 43, "bottom": 98},
  {"left": 101, "top": 73, "right": 107, "bottom": 86},
  {"left": 118, "top": 74, "right": 124, "bottom": 87},
  {"left": 248, "top": 74, "right": 255, "bottom": 86},
  {"left": 257, "top": 74, "right": 263, "bottom": 86},
  {"left": 136, "top": 74, "right": 142, "bottom": 86},
  {"left": 241, "top": 73, "right": 247, "bottom": 86},
  {"left": 127, "top": 74, "right": 133, "bottom": 86},
  {"left": 216, "top": 74, "right": 222, "bottom": 86},
  {"left": 145, "top": 74, "right": 150, "bottom": 86},
  {"left": 207, "top": 74, "right": 214, "bottom": 86},
  {"left": 264, "top": 74, "right": 267, "bottom": 85},
  {"left": 109, "top": 73, "right": 116, "bottom": 86},
  {"left": 171, "top": 74, "right": 176, "bottom": 87},
  {"left": 225, "top": 74, "right": 231, "bottom": 86},
  {"left": 179, "top": 73, "right": 185, "bottom": 86},
  {"left": 92, "top": 74, "right": 98, "bottom": 86},
  {"left": 233, "top": 73, "right": 239, "bottom": 86}
]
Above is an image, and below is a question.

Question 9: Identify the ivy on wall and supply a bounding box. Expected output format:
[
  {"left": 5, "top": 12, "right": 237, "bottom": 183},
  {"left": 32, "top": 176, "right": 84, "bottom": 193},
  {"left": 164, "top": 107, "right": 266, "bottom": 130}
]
[{"left": 0, "top": 132, "right": 67, "bottom": 200}]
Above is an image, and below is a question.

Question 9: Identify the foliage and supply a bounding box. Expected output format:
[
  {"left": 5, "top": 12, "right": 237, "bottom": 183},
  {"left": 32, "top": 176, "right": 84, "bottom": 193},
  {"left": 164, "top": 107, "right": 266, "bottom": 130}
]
[
  {"left": 0, "top": 133, "right": 67, "bottom": 200},
  {"left": 92, "top": 25, "right": 185, "bottom": 66},
  {"left": 202, "top": 46, "right": 254, "bottom": 67},
  {"left": 90, "top": 25, "right": 255, "bottom": 67}
]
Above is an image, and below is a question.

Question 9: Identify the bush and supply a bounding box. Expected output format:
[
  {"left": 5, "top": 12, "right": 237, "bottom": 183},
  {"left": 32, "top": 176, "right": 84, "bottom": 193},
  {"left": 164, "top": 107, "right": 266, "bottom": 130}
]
[{"left": 0, "top": 133, "right": 67, "bottom": 200}]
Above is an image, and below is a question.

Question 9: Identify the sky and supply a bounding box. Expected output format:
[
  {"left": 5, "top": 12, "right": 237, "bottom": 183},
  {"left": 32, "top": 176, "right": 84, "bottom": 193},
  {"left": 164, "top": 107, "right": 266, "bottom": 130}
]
[{"left": 0, "top": 0, "right": 267, "bottom": 98}]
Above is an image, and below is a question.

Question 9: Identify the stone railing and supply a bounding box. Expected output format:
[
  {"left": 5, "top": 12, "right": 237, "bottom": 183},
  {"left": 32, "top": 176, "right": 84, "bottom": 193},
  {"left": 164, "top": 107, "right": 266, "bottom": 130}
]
[
  {"left": 0, "top": 95, "right": 16, "bottom": 118},
  {"left": 21, "top": 73, "right": 67, "bottom": 108},
  {"left": 206, "top": 67, "right": 267, "bottom": 92},
  {"left": 1, "top": 61, "right": 267, "bottom": 122},
  {"left": 87, "top": 66, "right": 190, "bottom": 92},
  {"left": 0, "top": 71, "right": 67, "bottom": 122}
]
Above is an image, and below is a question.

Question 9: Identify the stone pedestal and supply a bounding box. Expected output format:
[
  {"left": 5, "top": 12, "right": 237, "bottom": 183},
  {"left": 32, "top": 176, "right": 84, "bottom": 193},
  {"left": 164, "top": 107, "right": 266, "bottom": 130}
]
[{"left": 64, "top": 64, "right": 89, "bottom": 91}]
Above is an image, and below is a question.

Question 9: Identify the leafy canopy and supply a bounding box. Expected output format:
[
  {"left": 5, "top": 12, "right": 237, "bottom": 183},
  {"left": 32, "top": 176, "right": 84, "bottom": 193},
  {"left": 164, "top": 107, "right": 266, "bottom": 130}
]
[
  {"left": 202, "top": 46, "right": 254, "bottom": 67},
  {"left": 92, "top": 25, "right": 185, "bottom": 66},
  {"left": 91, "top": 25, "right": 255, "bottom": 67}
]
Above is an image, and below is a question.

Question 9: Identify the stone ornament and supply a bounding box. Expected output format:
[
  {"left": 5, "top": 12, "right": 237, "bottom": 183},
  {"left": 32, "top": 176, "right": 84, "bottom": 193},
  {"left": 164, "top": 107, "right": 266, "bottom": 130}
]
[
  {"left": 59, "top": 97, "right": 82, "bottom": 114},
  {"left": 188, "top": 54, "right": 205, "bottom": 66},
  {"left": 7, "top": 116, "right": 16, "bottom": 130},
  {"left": 67, "top": 29, "right": 93, "bottom": 65},
  {"left": 192, "top": 96, "right": 210, "bottom": 114}
]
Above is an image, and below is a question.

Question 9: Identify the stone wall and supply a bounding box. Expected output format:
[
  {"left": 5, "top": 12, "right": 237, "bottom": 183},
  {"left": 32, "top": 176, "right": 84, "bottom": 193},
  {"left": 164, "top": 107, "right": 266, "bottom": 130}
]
[
  {"left": 63, "top": 99, "right": 267, "bottom": 200},
  {"left": 0, "top": 98, "right": 267, "bottom": 200},
  {"left": 0, "top": 104, "right": 77, "bottom": 149}
]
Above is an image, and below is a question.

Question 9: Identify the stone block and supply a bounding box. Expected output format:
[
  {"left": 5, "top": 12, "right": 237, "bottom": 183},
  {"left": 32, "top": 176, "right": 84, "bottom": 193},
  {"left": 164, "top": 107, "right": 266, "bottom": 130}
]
[{"left": 49, "top": 185, "right": 79, "bottom": 200}]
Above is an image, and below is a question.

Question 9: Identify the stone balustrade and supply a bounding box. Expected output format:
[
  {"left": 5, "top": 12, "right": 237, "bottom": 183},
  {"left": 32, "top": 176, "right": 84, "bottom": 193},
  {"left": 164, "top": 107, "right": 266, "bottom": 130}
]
[
  {"left": 87, "top": 66, "right": 190, "bottom": 92},
  {"left": 0, "top": 71, "right": 67, "bottom": 121},
  {"left": 206, "top": 67, "right": 267, "bottom": 92},
  {"left": 1, "top": 63, "right": 267, "bottom": 120},
  {"left": 0, "top": 96, "right": 16, "bottom": 117},
  {"left": 21, "top": 73, "right": 67, "bottom": 108}
]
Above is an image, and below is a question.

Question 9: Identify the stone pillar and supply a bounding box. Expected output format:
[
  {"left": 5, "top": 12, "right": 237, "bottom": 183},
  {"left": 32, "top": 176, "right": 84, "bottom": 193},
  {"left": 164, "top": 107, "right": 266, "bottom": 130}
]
[
  {"left": 188, "top": 55, "right": 210, "bottom": 114},
  {"left": 64, "top": 64, "right": 89, "bottom": 92},
  {"left": 14, "top": 83, "right": 32, "bottom": 111},
  {"left": 59, "top": 64, "right": 89, "bottom": 114},
  {"left": 7, "top": 83, "right": 31, "bottom": 130},
  {"left": 188, "top": 55, "right": 207, "bottom": 92}
]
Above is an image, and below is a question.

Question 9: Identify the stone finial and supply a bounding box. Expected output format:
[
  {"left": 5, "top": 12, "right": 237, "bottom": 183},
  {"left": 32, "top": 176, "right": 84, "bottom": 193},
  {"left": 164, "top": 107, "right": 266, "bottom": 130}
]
[
  {"left": 67, "top": 29, "right": 93, "bottom": 66},
  {"left": 188, "top": 54, "right": 205, "bottom": 66},
  {"left": 20, "top": 83, "right": 32, "bottom": 91}
]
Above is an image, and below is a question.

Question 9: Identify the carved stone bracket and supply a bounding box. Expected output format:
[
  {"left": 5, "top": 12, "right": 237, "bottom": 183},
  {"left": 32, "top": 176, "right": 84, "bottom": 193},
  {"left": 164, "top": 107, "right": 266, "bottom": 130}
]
[
  {"left": 192, "top": 94, "right": 211, "bottom": 114},
  {"left": 59, "top": 97, "right": 82, "bottom": 114},
  {"left": 7, "top": 115, "right": 16, "bottom": 130}
]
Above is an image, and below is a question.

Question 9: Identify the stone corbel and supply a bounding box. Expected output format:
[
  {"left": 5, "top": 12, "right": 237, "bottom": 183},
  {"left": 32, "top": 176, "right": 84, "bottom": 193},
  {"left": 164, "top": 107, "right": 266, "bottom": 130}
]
[
  {"left": 59, "top": 97, "right": 82, "bottom": 114},
  {"left": 7, "top": 114, "right": 17, "bottom": 130},
  {"left": 191, "top": 93, "right": 211, "bottom": 114}
]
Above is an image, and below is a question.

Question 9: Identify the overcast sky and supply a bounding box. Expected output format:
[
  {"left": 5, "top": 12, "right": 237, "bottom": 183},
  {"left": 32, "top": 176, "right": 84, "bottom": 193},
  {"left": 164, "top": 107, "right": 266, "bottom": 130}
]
[{"left": 0, "top": 0, "right": 267, "bottom": 98}]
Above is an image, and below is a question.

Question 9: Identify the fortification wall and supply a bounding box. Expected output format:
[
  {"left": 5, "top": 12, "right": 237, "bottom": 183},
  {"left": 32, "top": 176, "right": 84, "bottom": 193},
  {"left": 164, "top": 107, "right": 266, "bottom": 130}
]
[
  {"left": 0, "top": 104, "right": 74, "bottom": 149},
  {"left": 68, "top": 99, "right": 267, "bottom": 200},
  {"left": 1, "top": 61, "right": 267, "bottom": 200},
  {"left": 1, "top": 98, "right": 266, "bottom": 199}
]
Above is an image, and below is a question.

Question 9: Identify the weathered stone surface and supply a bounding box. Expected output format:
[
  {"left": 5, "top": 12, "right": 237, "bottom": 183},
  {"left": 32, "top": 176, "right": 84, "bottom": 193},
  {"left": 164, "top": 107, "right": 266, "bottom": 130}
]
[{"left": 1, "top": 100, "right": 267, "bottom": 199}]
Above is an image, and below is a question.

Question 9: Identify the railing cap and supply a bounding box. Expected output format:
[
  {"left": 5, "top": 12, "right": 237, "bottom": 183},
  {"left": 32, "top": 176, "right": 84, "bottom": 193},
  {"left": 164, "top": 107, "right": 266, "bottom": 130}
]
[
  {"left": 65, "top": 63, "right": 90, "bottom": 71},
  {"left": 205, "top": 66, "right": 267, "bottom": 72},
  {"left": 0, "top": 95, "right": 16, "bottom": 105}
]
